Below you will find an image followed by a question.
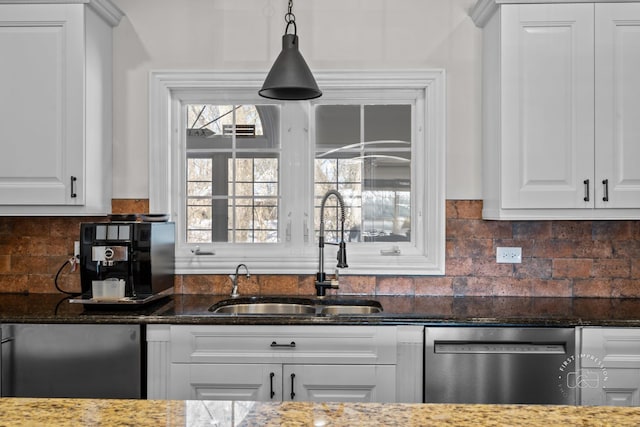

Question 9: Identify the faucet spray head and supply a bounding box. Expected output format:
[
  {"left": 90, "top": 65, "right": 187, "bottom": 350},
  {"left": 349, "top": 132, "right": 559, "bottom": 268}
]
[{"left": 337, "top": 241, "right": 348, "bottom": 268}]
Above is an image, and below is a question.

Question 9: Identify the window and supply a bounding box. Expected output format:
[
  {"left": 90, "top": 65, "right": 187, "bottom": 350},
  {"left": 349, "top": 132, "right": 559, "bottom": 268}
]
[
  {"left": 149, "top": 71, "right": 445, "bottom": 275},
  {"left": 314, "top": 104, "right": 412, "bottom": 244},
  {"left": 185, "top": 105, "right": 279, "bottom": 243}
]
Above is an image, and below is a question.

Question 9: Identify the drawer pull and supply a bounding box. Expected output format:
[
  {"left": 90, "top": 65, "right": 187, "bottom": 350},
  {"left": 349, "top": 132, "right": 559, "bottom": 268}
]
[
  {"left": 290, "top": 373, "right": 296, "bottom": 400},
  {"left": 269, "top": 372, "right": 275, "bottom": 399},
  {"left": 70, "top": 176, "right": 77, "bottom": 198},
  {"left": 271, "top": 341, "right": 296, "bottom": 348},
  {"left": 602, "top": 179, "right": 609, "bottom": 202},
  {"left": 583, "top": 179, "right": 589, "bottom": 202}
]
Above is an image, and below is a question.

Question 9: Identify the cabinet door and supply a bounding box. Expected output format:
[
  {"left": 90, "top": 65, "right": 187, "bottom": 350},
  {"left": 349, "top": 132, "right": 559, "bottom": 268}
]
[
  {"left": 594, "top": 3, "right": 640, "bottom": 208},
  {"left": 501, "top": 4, "right": 594, "bottom": 209},
  {"left": 170, "top": 363, "right": 282, "bottom": 401},
  {"left": 0, "top": 4, "right": 84, "bottom": 205},
  {"left": 581, "top": 368, "right": 640, "bottom": 406},
  {"left": 580, "top": 327, "right": 640, "bottom": 406},
  {"left": 283, "top": 364, "right": 396, "bottom": 403}
]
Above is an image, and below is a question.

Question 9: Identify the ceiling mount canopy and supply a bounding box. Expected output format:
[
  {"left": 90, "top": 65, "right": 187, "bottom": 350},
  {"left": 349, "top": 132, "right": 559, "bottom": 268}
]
[{"left": 259, "top": 0, "right": 322, "bottom": 100}]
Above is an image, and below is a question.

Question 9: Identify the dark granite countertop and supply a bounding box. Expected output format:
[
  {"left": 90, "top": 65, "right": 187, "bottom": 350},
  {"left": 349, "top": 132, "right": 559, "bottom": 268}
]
[{"left": 0, "top": 293, "right": 639, "bottom": 327}]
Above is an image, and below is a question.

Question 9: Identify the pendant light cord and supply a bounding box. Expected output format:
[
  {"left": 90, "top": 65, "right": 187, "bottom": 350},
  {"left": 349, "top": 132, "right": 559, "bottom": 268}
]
[{"left": 284, "top": 0, "right": 297, "bottom": 35}]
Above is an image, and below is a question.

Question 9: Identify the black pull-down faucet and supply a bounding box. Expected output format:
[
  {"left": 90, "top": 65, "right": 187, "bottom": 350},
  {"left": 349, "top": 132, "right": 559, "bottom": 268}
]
[{"left": 315, "top": 190, "right": 348, "bottom": 297}]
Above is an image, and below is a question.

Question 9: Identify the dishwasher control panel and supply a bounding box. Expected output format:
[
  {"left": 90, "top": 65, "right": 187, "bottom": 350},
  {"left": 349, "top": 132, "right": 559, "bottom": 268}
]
[{"left": 434, "top": 342, "right": 566, "bottom": 354}]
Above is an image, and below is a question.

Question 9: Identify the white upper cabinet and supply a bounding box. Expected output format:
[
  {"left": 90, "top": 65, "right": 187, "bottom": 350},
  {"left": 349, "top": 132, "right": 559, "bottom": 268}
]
[
  {"left": 0, "top": 1, "right": 122, "bottom": 215},
  {"left": 595, "top": 3, "right": 640, "bottom": 210},
  {"left": 472, "top": 1, "right": 640, "bottom": 219}
]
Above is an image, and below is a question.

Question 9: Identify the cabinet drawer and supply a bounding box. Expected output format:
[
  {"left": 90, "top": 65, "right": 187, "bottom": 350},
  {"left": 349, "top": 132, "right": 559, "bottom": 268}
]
[
  {"left": 581, "top": 327, "right": 640, "bottom": 368},
  {"left": 170, "top": 325, "right": 397, "bottom": 364}
]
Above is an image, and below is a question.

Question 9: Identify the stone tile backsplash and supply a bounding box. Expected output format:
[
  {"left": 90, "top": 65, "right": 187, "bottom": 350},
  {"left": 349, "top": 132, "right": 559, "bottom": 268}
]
[{"left": 0, "top": 200, "right": 638, "bottom": 297}]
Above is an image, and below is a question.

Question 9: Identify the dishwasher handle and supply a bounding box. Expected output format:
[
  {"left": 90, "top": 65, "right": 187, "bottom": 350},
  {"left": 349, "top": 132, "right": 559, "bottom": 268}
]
[
  {"left": 434, "top": 342, "right": 567, "bottom": 355},
  {"left": 0, "top": 333, "right": 13, "bottom": 397}
]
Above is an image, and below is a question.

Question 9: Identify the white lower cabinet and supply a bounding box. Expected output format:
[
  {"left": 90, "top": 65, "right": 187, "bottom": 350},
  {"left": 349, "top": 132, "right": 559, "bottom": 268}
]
[
  {"left": 284, "top": 364, "right": 396, "bottom": 402},
  {"left": 171, "top": 363, "right": 395, "bottom": 402},
  {"left": 147, "top": 324, "right": 422, "bottom": 403},
  {"left": 170, "top": 363, "right": 281, "bottom": 401},
  {"left": 580, "top": 327, "right": 640, "bottom": 406}
]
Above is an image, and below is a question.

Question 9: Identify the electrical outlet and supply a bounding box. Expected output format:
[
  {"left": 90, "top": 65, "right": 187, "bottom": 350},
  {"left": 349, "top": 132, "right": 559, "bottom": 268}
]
[
  {"left": 496, "top": 247, "right": 522, "bottom": 263},
  {"left": 74, "top": 241, "right": 80, "bottom": 259}
]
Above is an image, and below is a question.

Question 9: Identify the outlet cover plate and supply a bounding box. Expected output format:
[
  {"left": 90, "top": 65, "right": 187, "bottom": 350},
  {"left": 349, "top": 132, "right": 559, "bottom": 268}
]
[{"left": 496, "top": 247, "right": 522, "bottom": 263}]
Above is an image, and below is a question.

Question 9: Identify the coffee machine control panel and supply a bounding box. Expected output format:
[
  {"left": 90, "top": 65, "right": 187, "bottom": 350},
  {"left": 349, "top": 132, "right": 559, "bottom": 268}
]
[
  {"left": 92, "top": 246, "right": 129, "bottom": 266},
  {"left": 95, "top": 224, "right": 132, "bottom": 241}
]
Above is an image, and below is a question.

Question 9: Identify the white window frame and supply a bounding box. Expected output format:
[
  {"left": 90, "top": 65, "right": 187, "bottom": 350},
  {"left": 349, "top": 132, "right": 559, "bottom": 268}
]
[{"left": 149, "top": 70, "right": 446, "bottom": 275}]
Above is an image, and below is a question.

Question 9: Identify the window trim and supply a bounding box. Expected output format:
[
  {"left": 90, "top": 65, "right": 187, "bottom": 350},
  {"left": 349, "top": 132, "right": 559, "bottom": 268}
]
[{"left": 149, "top": 70, "right": 446, "bottom": 275}]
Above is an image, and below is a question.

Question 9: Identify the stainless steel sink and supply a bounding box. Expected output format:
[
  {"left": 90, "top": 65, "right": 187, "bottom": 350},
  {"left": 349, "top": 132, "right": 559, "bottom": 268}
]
[
  {"left": 211, "top": 302, "right": 316, "bottom": 315},
  {"left": 209, "top": 297, "right": 317, "bottom": 315},
  {"left": 320, "top": 304, "right": 383, "bottom": 315},
  {"left": 318, "top": 298, "right": 383, "bottom": 315},
  {"left": 208, "top": 296, "right": 383, "bottom": 316}
]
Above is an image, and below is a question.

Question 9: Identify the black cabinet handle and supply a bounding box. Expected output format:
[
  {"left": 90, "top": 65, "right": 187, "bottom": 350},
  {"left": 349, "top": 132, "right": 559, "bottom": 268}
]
[
  {"left": 269, "top": 372, "right": 275, "bottom": 399},
  {"left": 290, "top": 373, "right": 296, "bottom": 400},
  {"left": 271, "top": 341, "right": 296, "bottom": 348},
  {"left": 70, "top": 176, "right": 77, "bottom": 198},
  {"left": 583, "top": 179, "right": 589, "bottom": 202},
  {"left": 602, "top": 179, "right": 609, "bottom": 202}
]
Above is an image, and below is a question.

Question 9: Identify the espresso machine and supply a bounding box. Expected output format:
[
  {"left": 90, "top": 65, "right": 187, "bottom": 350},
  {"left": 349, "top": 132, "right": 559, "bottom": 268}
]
[{"left": 70, "top": 221, "right": 175, "bottom": 305}]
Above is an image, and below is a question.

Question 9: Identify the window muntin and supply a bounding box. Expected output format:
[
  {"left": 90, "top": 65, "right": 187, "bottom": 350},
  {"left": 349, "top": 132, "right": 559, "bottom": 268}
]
[{"left": 185, "top": 104, "right": 280, "bottom": 243}]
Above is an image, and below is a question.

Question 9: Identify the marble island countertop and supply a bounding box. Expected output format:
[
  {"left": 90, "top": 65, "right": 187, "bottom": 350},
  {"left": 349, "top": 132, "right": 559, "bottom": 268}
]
[
  {"left": 1, "top": 293, "right": 640, "bottom": 327},
  {"left": 1, "top": 398, "right": 640, "bottom": 427}
]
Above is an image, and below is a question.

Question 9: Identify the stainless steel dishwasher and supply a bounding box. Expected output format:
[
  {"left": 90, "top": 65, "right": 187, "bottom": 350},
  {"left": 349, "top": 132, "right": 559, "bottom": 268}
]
[
  {"left": 424, "top": 327, "right": 576, "bottom": 405},
  {"left": 0, "top": 323, "right": 143, "bottom": 398}
]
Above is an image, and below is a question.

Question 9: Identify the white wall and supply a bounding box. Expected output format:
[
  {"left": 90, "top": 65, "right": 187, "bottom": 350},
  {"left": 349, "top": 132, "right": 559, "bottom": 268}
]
[{"left": 112, "top": 0, "right": 482, "bottom": 200}]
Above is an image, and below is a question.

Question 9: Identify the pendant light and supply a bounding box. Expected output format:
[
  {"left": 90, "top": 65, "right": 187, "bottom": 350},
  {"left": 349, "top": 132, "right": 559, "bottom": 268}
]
[{"left": 259, "top": 0, "right": 322, "bottom": 100}]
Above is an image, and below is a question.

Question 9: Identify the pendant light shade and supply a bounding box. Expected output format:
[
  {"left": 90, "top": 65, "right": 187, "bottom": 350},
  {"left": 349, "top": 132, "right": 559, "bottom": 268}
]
[
  {"left": 259, "top": 34, "right": 321, "bottom": 100},
  {"left": 259, "top": 0, "right": 321, "bottom": 100}
]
